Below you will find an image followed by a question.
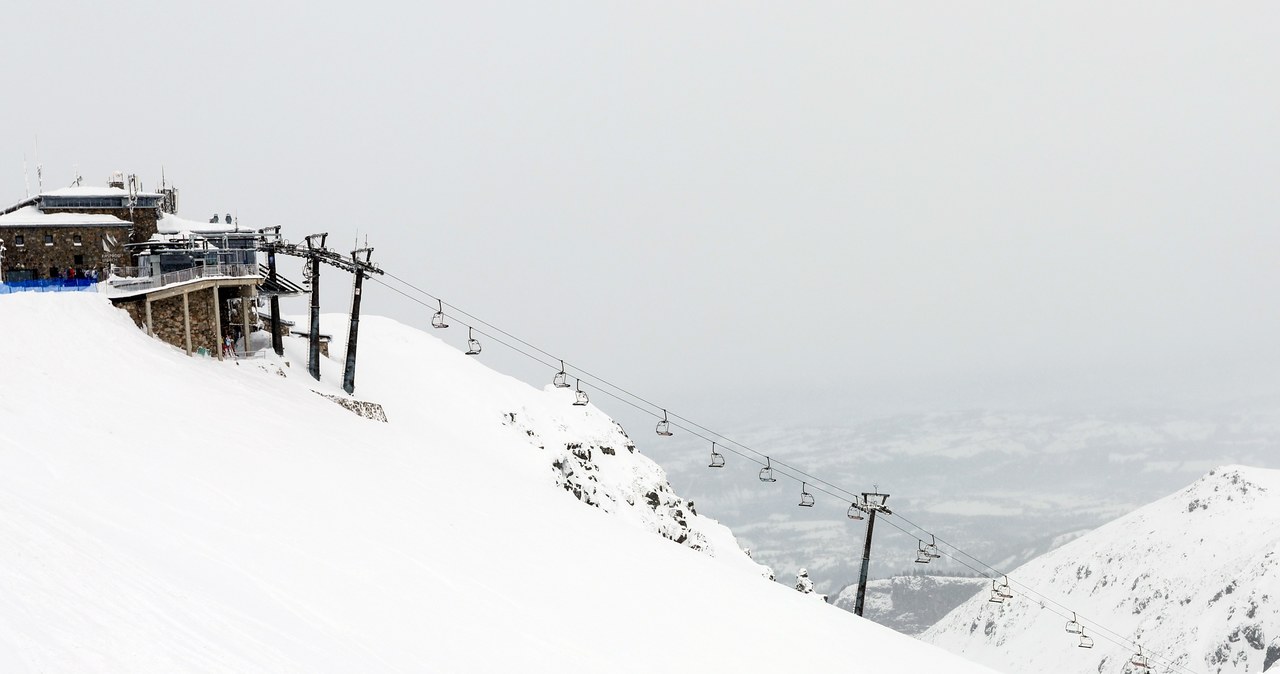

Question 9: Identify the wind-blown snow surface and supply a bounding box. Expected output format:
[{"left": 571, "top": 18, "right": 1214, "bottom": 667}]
[
  {"left": 0, "top": 293, "right": 997, "bottom": 673},
  {"left": 921, "top": 466, "right": 1280, "bottom": 674}
]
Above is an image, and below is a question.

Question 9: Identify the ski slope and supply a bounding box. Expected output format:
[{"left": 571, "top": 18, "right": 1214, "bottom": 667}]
[{"left": 0, "top": 293, "right": 997, "bottom": 673}]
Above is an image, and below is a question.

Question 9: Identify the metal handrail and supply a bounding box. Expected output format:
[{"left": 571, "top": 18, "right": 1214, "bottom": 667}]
[{"left": 104, "top": 263, "right": 258, "bottom": 296}]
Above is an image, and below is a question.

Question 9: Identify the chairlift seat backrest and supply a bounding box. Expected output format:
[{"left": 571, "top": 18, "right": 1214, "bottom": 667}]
[
  {"left": 1065, "top": 613, "right": 1082, "bottom": 634},
  {"left": 915, "top": 540, "right": 932, "bottom": 564},
  {"left": 988, "top": 580, "right": 1006, "bottom": 603},
  {"left": 847, "top": 503, "right": 865, "bottom": 520},
  {"left": 759, "top": 457, "right": 778, "bottom": 482},
  {"left": 798, "top": 483, "right": 815, "bottom": 507},
  {"left": 656, "top": 410, "right": 674, "bottom": 436},
  {"left": 708, "top": 444, "right": 725, "bottom": 468},
  {"left": 553, "top": 361, "right": 570, "bottom": 388},
  {"left": 432, "top": 300, "right": 448, "bottom": 329}
]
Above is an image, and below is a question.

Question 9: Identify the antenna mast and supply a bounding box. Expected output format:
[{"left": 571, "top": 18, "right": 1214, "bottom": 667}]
[{"left": 33, "top": 134, "right": 42, "bottom": 193}]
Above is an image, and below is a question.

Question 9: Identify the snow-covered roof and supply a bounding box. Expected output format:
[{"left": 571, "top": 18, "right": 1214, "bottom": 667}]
[
  {"left": 154, "top": 213, "right": 245, "bottom": 237},
  {"left": 0, "top": 205, "right": 133, "bottom": 229},
  {"left": 39, "top": 185, "right": 162, "bottom": 199}
]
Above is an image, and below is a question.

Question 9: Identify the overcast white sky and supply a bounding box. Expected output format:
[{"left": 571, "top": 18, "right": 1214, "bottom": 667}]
[{"left": 3, "top": 1, "right": 1277, "bottom": 424}]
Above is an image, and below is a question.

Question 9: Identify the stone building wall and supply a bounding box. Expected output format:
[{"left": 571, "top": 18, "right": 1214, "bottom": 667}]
[
  {"left": 114, "top": 288, "right": 219, "bottom": 354},
  {"left": 0, "top": 225, "right": 132, "bottom": 281},
  {"left": 41, "top": 206, "right": 158, "bottom": 244}
]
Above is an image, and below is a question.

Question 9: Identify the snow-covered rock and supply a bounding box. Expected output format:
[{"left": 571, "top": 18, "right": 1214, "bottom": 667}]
[{"left": 921, "top": 466, "right": 1280, "bottom": 674}]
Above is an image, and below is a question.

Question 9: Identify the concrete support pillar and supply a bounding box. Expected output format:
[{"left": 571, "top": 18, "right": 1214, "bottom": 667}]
[
  {"left": 240, "top": 285, "right": 253, "bottom": 356},
  {"left": 182, "top": 290, "right": 192, "bottom": 356},
  {"left": 211, "top": 286, "right": 224, "bottom": 361},
  {"left": 144, "top": 297, "right": 154, "bottom": 337}
]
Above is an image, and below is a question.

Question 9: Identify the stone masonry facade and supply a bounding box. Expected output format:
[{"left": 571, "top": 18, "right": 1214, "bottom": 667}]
[
  {"left": 40, "top": 206, "right": 158, "bottom": 244},
  {"left": 1, "top": 224, "right": 132, "bottom": 281},
  {"left": 116, "top": 287, "right": 220, "bottom": 355}
]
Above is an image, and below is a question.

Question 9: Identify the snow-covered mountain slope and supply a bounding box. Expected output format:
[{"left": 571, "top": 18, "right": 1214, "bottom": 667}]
[
  {"left": 921, "top": 466, "right": 1280, "bottom": 674},
  {"left": 833, "top": 574, "right": 988, "bottom": 635},
  {"left": 0, "top": 293, "right": 996, "bottom": 673}
]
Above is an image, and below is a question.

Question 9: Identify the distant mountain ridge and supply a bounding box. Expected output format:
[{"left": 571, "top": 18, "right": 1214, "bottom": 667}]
[
  {"left": 649, "top": 409, "right": 1280, "bottom": 599},
  {"left": 833, "top": 574, "right": 989, "bottom": 635},
  {"left": 920, "top": 466, "right": 1280, "bottom": 674}
]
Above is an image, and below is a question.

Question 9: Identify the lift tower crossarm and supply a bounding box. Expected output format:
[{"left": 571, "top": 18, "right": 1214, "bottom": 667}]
[{"left": 253, "top": 231, "right": 383, "bottom": 384}]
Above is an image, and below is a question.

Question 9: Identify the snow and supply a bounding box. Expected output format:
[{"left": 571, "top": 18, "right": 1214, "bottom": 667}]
[
  {"left": 39, "top": 185, "right": 160, "bottom": 198},
  {"left": 921, "top": 466, "right": 1280, "bottom": 674},
  {"left": 0, "top": 293, "right": 997, "bottom": 673},
  {"left": 0, "top": 204, "right": 132, "bottom": 228},
  {"left": 154, "top": 213, "right": 244, "bottom": 236}
]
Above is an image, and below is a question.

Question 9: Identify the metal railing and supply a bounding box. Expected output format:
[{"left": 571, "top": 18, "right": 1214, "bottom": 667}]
[{"left": 104, "top": 263, "right": 259, "bottom": 296}]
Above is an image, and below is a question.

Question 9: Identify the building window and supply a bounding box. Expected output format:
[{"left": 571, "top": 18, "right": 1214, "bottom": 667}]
[
  {"left": 13, "top": 234, "right": 23, "bottom": 247},
  {"left": 43, "top": 234, "right": 53, "bottom": 246},
  {"left": 73, "top": 254, "right": 85, "bottom": 266},
  {"left": 73, "top": 234, "right": 83, "bottom": 246}
]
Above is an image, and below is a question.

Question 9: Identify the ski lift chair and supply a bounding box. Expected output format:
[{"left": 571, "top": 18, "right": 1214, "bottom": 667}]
[
  {"left": 758, "top": 457, "right": 777, "bottom": 483},
  {"left": 988, "top": 579, "right": 1006, "bottom": 604},
  {"left": 1077, "top": 628, "right": 1094, "bottom": 649},
  {"left": 553, "top": 360, "right": 570, "bottom": 388},
  {"left": 573, "top": 379, "right": 589, "bottom": 406},
  {"left": 798, "top": 482, "right": 815, "bottom": 507},
  {"left": 656, "top": 409, "right": 673, "bottom": 436},
  {"left": 1064, "top": 612, "right": 1082, "bottom": 635},
  {"left": 924, "top": 534, "right": 942, "bottom": 560},
  {"left": 915, "top": 540, "right": 932, "bottom": 564},
  {"left": 708, "top": 442, "right": 725, "bottom": 468},
  {"left": 847, "top": 500, "right": 865, "bottom": 521},
  {"left": 465, "top": 327, "right": 481, "bottom": 355},
  {"left": 1130, "top": 648, "right": 1151, "bottom": 670},
  {"left": 432, "top": 299, "right": 448, "bottom": 329},
  {"left": 996, "top": 575, "right": 1014, "bottom": 600}
]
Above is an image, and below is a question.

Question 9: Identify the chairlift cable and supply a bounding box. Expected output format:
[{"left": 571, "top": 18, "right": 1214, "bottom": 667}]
[{"left": 369, "top": 272, "right": 1204, "bottom": 674}]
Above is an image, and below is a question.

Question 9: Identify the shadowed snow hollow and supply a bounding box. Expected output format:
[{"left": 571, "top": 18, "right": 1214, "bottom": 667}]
[{"left": 0, "top": 293, "right": 997, "bottom": 673}]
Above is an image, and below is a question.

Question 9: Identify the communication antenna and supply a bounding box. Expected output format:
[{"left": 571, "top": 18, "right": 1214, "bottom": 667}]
[
  {"left": 33, "top": 134, "right": 42, "bottom": 193},
  {"left": 72, "top": 164, "right": 81, "bottom": 187},
  {"left": 22, "top": 155, "right": 29, "bottom": 197}
]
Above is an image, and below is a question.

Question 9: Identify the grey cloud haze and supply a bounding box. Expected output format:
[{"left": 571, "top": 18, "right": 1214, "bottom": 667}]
[{"left": 3, "top": 1, "right": 1277, "bottom": 421}]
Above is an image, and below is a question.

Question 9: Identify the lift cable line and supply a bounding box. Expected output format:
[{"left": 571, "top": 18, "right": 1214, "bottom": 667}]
[
  {"left": 366, "top": 272, "right": 1203, "bottom": 674},
  {"left": 377, "top": 272, "right": 861, "bottom": 502}
]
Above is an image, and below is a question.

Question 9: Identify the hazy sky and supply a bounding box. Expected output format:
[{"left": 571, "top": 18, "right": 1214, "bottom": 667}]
[{"left": 3, "top": 1, "right": 1278, "bottom": 424}]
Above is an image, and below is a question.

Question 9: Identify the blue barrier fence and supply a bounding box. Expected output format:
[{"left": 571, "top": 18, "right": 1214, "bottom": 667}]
[{"left": 0, "top": 279, "right": 98, "bottom": 295}]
